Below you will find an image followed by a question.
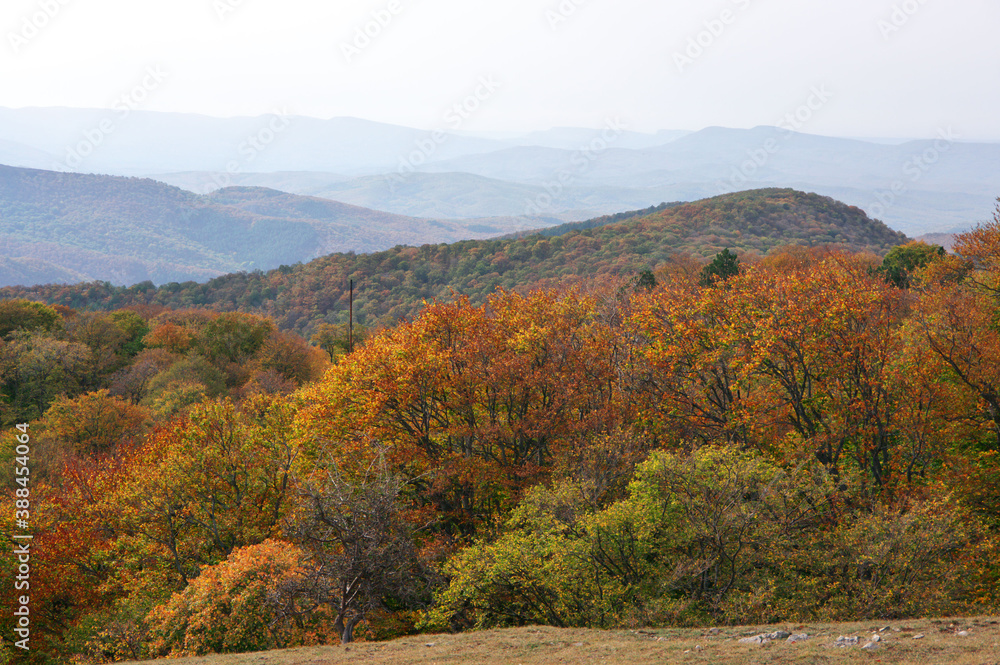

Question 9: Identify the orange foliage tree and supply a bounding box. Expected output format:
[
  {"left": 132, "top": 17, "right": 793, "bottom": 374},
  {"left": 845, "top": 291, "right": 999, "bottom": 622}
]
[
  {"left": 38, "top": 390, "right": 150, "bottom": 456},
  {"left": 914, "top": 206, "right": 1000, "bottom": 448},
  {"left": 633, "top": 253, "right": 926, "bottom": 492},
  {"left": 295, "top": 289, "right": 634, "bottom": 531},
  {"left": 146, "top": 540, "right": 333, "bottom": 657}
]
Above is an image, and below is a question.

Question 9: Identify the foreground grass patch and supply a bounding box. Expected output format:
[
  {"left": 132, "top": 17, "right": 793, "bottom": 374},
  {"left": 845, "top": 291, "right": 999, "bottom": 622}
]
[{"left": 121, "top": 617, "right": 1000, "bottom": 665}]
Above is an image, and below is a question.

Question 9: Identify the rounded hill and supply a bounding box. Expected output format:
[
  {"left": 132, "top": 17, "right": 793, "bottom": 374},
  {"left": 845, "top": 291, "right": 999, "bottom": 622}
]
[{"left": 2, "top": 188, "right": 909, "bottom": 335}]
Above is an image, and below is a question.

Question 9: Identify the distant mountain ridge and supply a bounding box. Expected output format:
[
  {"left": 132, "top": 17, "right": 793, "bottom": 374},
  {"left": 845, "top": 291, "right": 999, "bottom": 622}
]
[
  {"left": 416, "top": 126, "right": 999, "bottom": 234},
  {"left": 1, "top": 107, "right": 995, "bottom": 235},
  {"left": 2, "top": 188, "right": 909, "bottom": 336},
  {"left": 0, "top": 107, "right": 511, "bottom": 176},
  {"left": 0, "top": 165, "right": 542, "bottom": 287},
  {"left": 151, "top": 170, "right": 671, "bottom": 222}
]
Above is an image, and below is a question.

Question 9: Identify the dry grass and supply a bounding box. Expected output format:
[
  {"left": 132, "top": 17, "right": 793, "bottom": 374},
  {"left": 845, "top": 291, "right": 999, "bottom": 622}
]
[{"left": 122, "top": 617, "right": 1000, "bottom": 665}]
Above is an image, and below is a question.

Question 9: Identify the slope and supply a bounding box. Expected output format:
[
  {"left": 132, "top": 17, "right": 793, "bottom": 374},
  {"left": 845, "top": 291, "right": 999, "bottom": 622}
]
[
  {"left": 2, "top": 189, "right": 909, "bottom": 336},
  {"left": 0, "top": 165, "right": 541, "bottom": 287}
]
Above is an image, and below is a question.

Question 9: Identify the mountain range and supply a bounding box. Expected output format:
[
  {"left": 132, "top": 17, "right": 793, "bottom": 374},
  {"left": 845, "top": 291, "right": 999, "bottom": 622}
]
[{"left": 1, "top": 107, "right": 996, "bottom": 237}]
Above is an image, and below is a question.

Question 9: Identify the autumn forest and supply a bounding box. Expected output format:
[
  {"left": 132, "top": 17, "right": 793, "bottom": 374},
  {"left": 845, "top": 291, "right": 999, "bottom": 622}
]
[{"left": 2, "top": 194, "right": 1000, "bottom": 664}]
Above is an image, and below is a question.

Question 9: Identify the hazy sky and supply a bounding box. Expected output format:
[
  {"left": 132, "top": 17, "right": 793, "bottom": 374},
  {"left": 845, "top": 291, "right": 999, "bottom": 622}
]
[{"left": 2, "top": 0, "right": 998, "bottom": 139}]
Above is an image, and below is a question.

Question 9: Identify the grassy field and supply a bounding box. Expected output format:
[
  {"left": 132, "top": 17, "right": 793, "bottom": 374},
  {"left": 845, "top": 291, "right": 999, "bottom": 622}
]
[{"left": 123, "top": 617, "right": 1000, "bottom": 665}]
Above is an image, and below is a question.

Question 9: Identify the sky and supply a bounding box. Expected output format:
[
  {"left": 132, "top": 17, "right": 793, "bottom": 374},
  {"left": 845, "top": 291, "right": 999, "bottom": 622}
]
[{"left": 2, "top": 0, "right": 999, "bottom": 140}]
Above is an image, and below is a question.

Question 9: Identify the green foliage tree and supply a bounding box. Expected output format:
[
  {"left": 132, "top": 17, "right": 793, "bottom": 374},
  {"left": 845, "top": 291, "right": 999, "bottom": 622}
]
[
  {"left": 0, "top": 331, "right": 91, "bottom": 424},
  {"left": 699, "top": 248, "right": 740, "bottom": 286},
  {"left": 427, "top": 447, "right": 989, "bottom": 629},
  {"left": 879, "top": 241, "right": 946, "bottom": 288},
  {"left": 110, "top": 310, "right": 150, "bottom": 358},
  {"left": 0, "top": 299, "right": 62, "bottom": 339},
  {"left": 142, "top": 353, "right": 227, "bottom": 417},
  {"left": 67, "top": 312, "right": 143, "bottom": 388},
  {"left": 423, "top": 481, "right": 650, "bottom": 631},
  {"left": 198, "top": 312, "right": 275, "bottom": 365},
  {"left": 634, "top": 270, "right": 657, "bottom": 291}
]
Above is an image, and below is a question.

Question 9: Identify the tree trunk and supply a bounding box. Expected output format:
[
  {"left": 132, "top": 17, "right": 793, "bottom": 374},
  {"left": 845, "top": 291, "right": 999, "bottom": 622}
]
[
  {"left": 341, "top": 615, "right": 362, "bottom": 644},
  {"left": 334, "top": 614, "right": 344, "bottom": 643}
]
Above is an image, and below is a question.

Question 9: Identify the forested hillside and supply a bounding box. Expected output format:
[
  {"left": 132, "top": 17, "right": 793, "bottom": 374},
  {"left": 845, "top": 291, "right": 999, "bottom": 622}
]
[
  {"left": 2, "top": 189, "right": 909, "bottom": 336},
  {"left": 1, "top": 201, "right": 998, "bottom": 664},
  {"left": 0, "top": 166, "right": 538, "bottom": 287}
]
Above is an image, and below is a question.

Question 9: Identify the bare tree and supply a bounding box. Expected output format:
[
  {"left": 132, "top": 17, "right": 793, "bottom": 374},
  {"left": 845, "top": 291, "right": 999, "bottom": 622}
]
[{"left": 286, "top": 460, "right": 428, "bottom": 643}]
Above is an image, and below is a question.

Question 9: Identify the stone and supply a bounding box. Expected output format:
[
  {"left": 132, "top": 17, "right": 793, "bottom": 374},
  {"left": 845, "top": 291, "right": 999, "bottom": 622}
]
[
  {"left": 786, "top": 634, "right": 810, "bottom": 643},
  {"left": 834, "top": 636, "right": 860, "bottom": 647},
  {"left": 738, "top": 635, "right": 768, "bottom": 645},
  {"left": 913, "top": 634, "right": 925, "bottom": 640},
  {"left": 861, "top": 641, "right": 880, "bottom": 651},
  {"left": 739, "top": 630, "right": 790, "bottom": 645},
  {"left": 958, "top": 630, "right": 970, "bottom": 637}
]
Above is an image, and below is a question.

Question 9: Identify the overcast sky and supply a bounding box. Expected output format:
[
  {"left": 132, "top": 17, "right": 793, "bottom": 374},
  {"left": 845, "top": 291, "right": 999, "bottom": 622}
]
[{"left": 2, "top": 0, "right": 998, "bottom": 140}]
